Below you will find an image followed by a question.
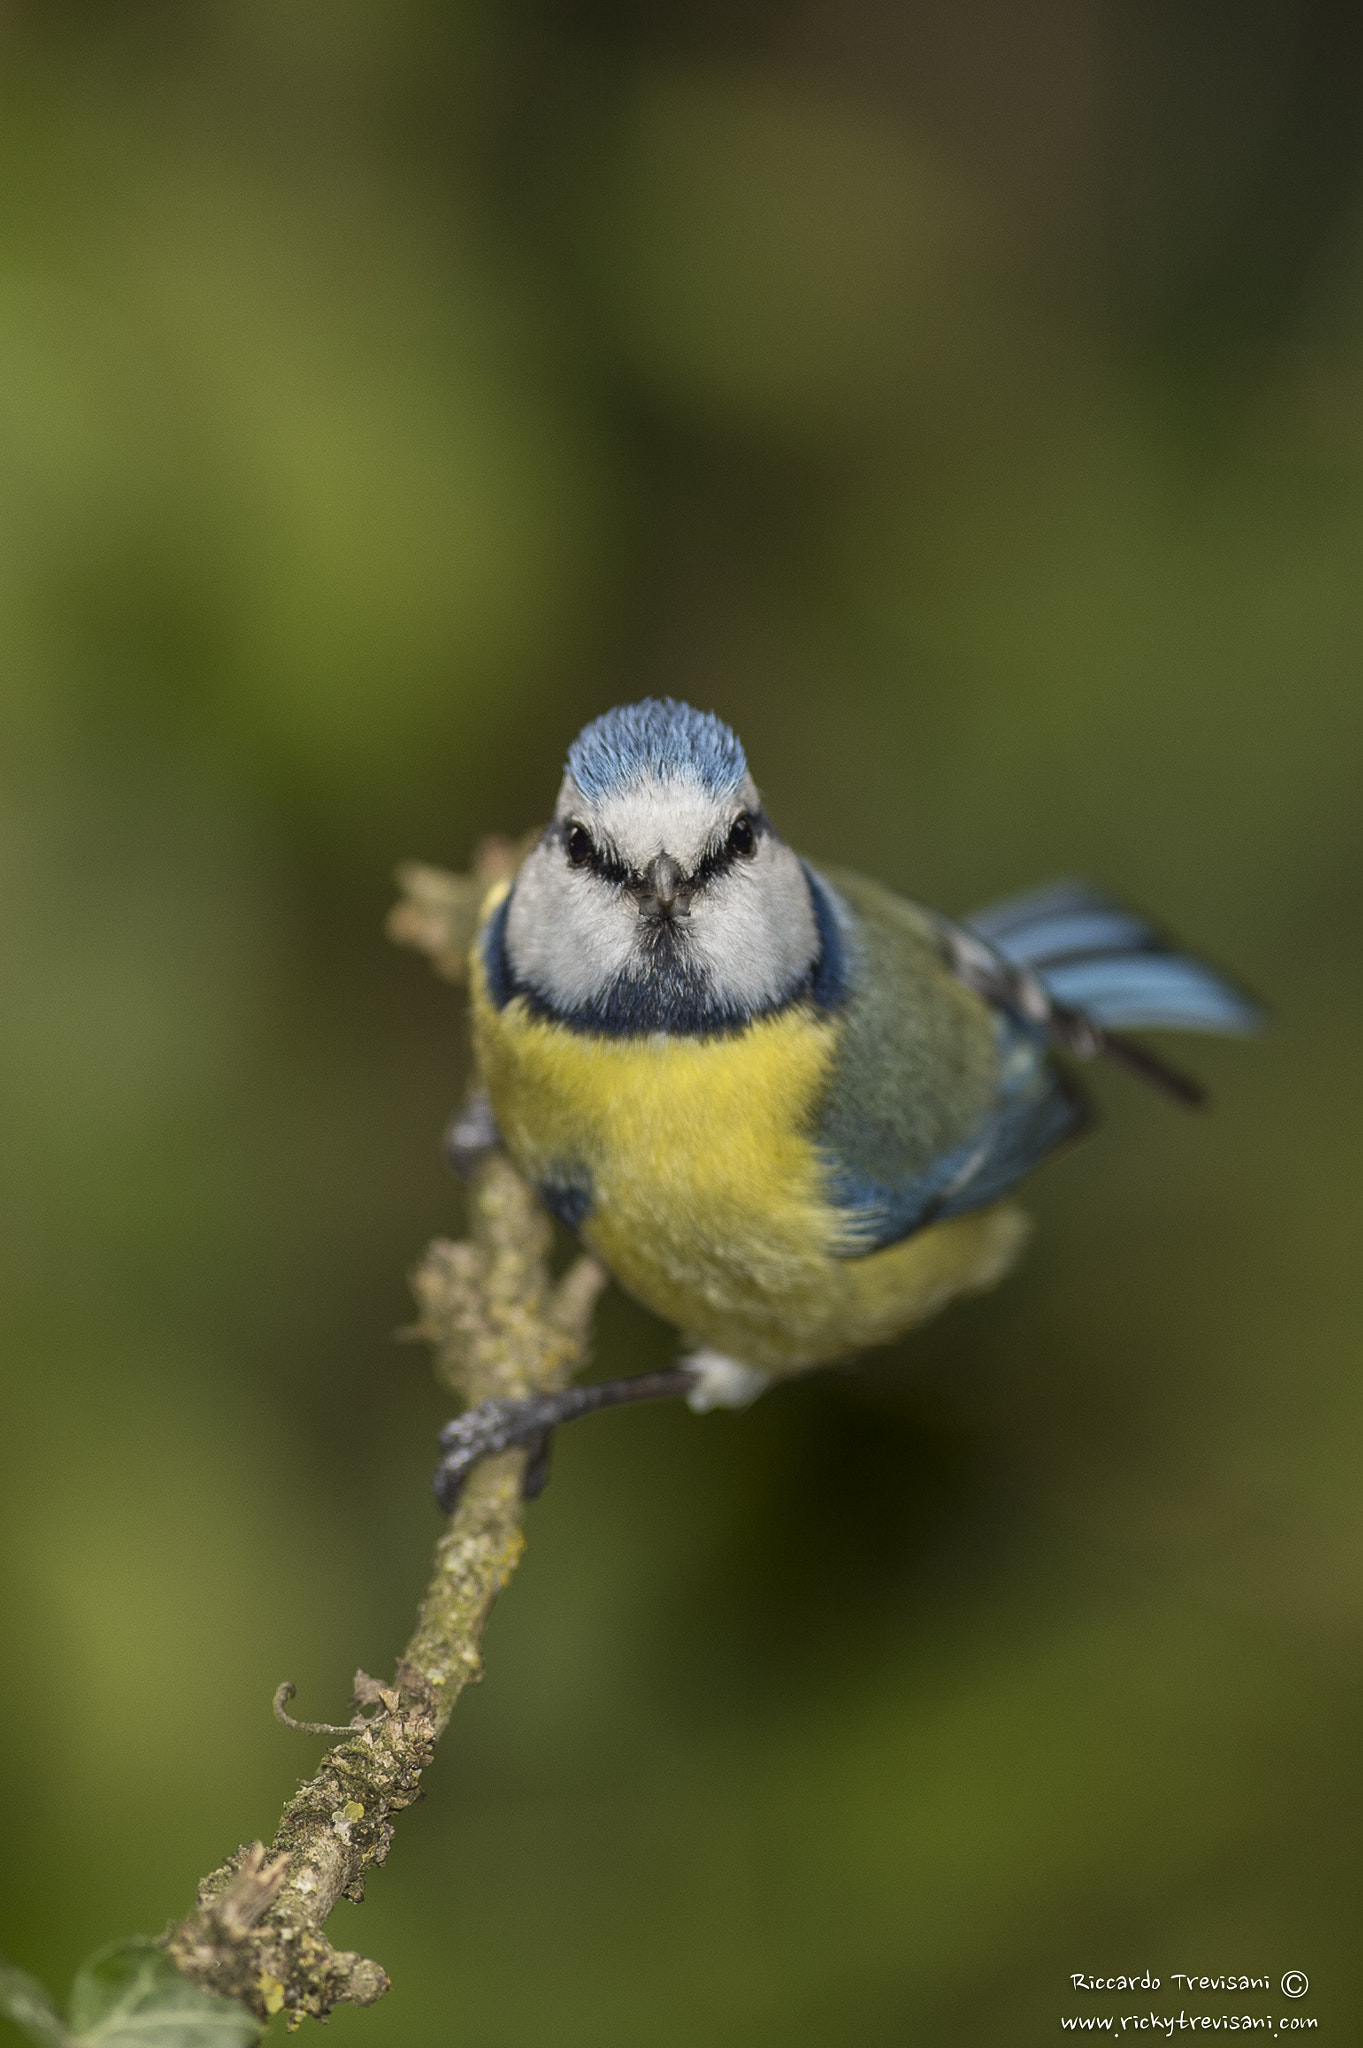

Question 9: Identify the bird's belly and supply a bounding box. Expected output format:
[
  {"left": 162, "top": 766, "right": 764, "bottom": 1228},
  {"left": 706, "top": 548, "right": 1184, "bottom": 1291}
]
[{"left": 473, "top": 963, "right": 1027, "bottom": 1371}]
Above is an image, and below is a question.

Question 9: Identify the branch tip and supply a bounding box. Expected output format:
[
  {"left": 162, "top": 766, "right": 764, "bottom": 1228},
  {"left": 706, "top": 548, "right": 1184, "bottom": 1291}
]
[{"left": 272, "top": 1681, "right": 382, "bottom": 1738}]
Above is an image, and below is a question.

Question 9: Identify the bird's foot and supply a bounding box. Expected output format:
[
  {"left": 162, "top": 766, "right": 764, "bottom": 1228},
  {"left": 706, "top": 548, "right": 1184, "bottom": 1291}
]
[
  {"left": 443, "top": 1089, "right": 502, "bottom": 1178},
  {"left": 432, "top": 1367, "right": 693, "bottom": 1512}
]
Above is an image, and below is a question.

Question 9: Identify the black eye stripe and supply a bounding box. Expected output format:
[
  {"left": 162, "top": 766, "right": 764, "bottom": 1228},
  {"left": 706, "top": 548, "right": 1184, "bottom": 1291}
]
[
  {"left": 691, "top": 810, "right": 767, "bottom": 887},
  {"left": 562, "top": 821, "right": 631, "bottom": 884},
  {"left": 593, "top": 849, "right": 632, "bottom": 885},
  {"left": 561, "top": 810, "right": 768, "bottom": 888}
]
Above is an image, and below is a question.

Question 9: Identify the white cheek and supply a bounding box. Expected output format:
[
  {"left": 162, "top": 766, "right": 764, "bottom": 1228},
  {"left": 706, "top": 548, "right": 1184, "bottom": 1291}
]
[
  {"left": 502, "top": 826, "right": 820, "bottom": 1020},
  {"left": 504, "top": 848, "right": 638, "bottom": 1006},
  {"left": 688, "top": 850, "right": 819, "bottom": 1008}
]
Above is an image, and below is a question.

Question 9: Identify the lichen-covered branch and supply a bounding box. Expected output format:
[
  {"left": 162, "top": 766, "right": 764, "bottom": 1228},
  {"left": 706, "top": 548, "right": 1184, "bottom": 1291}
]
[
  {"left": 163, "top": 853, "right": 605, "bottom": 2031},
  {"left": 383, "top": 833, "right": 531, "bottom": 982}
]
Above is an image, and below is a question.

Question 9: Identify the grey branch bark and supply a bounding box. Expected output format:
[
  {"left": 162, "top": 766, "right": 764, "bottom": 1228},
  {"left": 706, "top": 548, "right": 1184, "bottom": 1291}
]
[{"left": 163, "top": 849, "right": 606, "bottom": 2030}]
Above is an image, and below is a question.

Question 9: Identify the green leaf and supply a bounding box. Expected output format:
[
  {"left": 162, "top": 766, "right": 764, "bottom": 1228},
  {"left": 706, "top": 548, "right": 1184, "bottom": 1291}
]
[
  {"left": 0, "top": 1957, "right": 73, "bottom": 2048},
  {"left": 67, "top": 1945, "right": 259, "bottom": 2048}
]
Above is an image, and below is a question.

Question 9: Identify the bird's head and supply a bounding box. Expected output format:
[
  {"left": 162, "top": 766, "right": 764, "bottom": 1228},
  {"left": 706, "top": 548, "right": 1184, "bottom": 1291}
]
[{"left": 501, "top": 699, "right": 820, "bottom": 1030}]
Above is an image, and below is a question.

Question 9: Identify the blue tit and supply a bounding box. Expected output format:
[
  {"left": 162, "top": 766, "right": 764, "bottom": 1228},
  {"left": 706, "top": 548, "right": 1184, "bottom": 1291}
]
[{"left": 433, "top": 698, "right": 1260, "bottom": 1507}]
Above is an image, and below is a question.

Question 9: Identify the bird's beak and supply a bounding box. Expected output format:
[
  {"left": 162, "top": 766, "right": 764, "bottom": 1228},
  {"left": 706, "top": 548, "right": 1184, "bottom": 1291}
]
[{"left": 637, "top": 852, "right": 692, "bottom": 920}]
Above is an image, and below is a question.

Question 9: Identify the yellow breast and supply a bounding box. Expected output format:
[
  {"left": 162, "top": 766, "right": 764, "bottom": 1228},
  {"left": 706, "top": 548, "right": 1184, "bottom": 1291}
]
[{"left": 471, "top": 892, "right": 1026, "bottom": 1372}]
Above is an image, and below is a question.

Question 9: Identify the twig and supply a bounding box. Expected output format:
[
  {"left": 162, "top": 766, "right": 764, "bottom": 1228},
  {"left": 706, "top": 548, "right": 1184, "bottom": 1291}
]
[
  {"left": 163, "top": 853, "right": 606, "bottom": 2030},
  {"left": 383, "top": 834, "right": 530, "bottom": 982}
]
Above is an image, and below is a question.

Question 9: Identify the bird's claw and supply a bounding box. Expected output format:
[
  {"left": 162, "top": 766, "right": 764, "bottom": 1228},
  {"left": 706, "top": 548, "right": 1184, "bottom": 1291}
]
[
  {"left": 443, "top": 1089, "right": 502, "bottom": 1178},
  {"left": 431, "top": 1366, "right": 696, "bottom": 1513},
  {"left": 433, "top": 1395, "right": 566, "bottom": 1512}
]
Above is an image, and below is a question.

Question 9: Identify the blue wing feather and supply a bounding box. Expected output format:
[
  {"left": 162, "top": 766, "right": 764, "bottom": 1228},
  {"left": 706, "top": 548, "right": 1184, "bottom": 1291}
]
[
  {"left": 823, "top": 1017, "right": 1087, "bottom": 1253},
  {"left": 811, "top": 868, "right": 1256, "bottom": 1264},
  {"left": 933, "top": 1058, "right": 1089, "bottom": 1220},
  {"left": 809, "top": 870, "right": 1096, "bottom": 1258}
]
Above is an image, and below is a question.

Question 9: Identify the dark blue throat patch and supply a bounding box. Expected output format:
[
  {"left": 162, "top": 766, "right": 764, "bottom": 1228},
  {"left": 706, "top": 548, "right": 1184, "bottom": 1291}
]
[
  {"left": 567, "top": 698, "right": 748, "bottom": 802},
  {"left": 482, "top": 862, "right": 850, "bottom": 1039}
]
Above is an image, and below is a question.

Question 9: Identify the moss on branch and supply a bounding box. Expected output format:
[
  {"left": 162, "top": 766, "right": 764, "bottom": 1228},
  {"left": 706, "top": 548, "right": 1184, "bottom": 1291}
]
[{"left": 163, "top": 857, "right": 604, "bottom": 2031}]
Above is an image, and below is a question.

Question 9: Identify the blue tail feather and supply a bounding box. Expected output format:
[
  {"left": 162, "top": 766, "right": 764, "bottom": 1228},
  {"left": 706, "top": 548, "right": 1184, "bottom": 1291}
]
[
  {"left": 967, "top": 881, "right": 1157, "bottom": 961},
  {"left": 1038, "top": 954, "right": 1261, "bottom": 1034},
  {"left": 965, "top": 881, "right": 1262, "bottom": 1038}
]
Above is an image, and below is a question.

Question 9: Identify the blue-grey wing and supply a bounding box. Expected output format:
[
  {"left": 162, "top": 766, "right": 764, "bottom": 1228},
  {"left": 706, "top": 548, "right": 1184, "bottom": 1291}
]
[
  {"left": 809, "top": 868, "right": 1257, "bottom": 1261},
  {"left": 821, "top": 1014, "right": 1088, "bottom": 1255},
  {"left": 808, "top": 868, "right": 1089, "bottom": 1258}
]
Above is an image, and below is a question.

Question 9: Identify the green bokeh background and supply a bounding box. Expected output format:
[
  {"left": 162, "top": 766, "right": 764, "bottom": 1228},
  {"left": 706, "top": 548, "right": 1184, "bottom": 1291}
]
[{"left": 2, "top": 4, "right": 1361, "bottom": 2042}]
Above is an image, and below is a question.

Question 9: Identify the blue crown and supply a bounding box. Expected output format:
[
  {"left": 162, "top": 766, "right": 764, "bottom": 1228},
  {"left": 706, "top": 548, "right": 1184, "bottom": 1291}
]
[{"left": 567, "top": 699, "right": 748, "bottom": 802}]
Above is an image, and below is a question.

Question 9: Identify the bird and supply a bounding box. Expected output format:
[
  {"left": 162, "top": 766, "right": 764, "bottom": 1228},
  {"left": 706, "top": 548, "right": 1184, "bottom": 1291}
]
[{"left": 432, "top": 697, "right": 1260, "bottom": 1508}]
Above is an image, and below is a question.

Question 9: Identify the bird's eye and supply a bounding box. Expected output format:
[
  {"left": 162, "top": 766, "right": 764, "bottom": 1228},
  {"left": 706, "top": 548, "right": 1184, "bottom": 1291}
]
[
  {"left": 728, "top": 813, "right": 756, "bottom": 857},
  {"left": 567, "top": 824, "right": 594, "bottom": 866}
]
